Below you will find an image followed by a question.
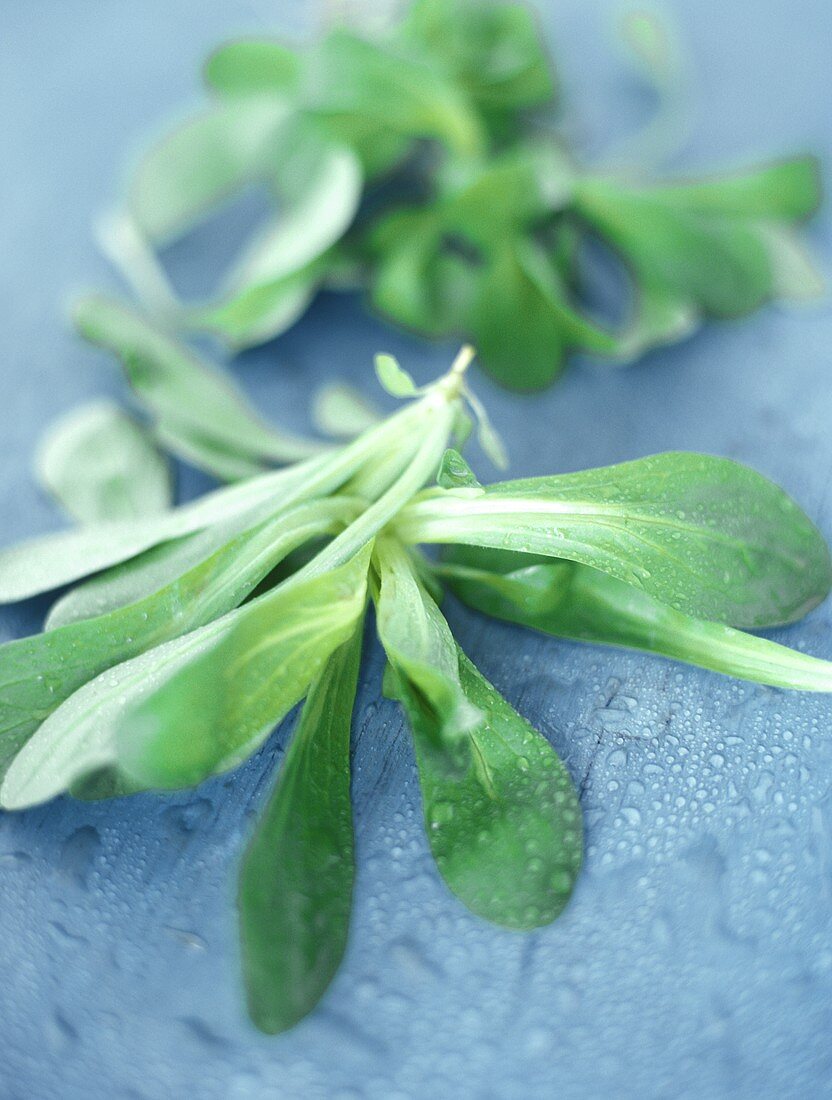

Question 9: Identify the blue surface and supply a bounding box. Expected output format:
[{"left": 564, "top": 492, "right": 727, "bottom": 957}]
[{"left": 2, "top": 2, "right": 832, "bottom": 1097}]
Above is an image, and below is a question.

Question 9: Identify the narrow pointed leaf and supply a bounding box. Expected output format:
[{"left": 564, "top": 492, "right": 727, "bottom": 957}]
[
  {"left": 0, "top": 499, "right": 354, "bottom": 801},
  {"left": 374, "top": 537, "right": 480, "bottom": 757},
  {"left": 240, "top": 625, "right": 363, "bottom": 1034},
  {"left": 0, "top": 455, "right": 333, "bottom": 603},
  {"left": 442, "top": 547, "right": 832, "bottom": 692},
  {"left": 116, "top": 544, "right": 372, "bottom": 789}
]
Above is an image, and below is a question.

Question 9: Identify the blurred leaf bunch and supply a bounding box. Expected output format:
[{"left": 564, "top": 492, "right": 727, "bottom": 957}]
[{"left": 105, "top": 0, "right": 822, "bottom": 390}]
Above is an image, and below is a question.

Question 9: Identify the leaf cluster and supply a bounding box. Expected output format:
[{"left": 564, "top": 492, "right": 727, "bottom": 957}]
[
  {"left": 101, "top": 0, "right": 821, "bottom": 390},
  {"left": 3, "top": 350, "right": 832, "bottom": 1034}
]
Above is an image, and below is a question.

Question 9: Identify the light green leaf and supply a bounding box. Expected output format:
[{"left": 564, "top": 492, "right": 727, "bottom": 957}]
[
  {"left": 115, "top": 543, "right": 372, "bottom": 789},
  {"left": 462, "top": 384, "right": 508, "bottom": 470},
  {"left": 437, "top": 448, "right": 481, "bottom": 489},
  {"left": 128, "top": 99, "right": 291, "bottom": 244},
  {"left": 373, "top": 537, "right": 480, "bottom": 757},
  {"left": 75, "top": 295, "right": 325, "bottom": 473},
  {"left": 374, "top": 352, "right": 418, "bottom": 397},
  {"left": 397, "top": 452, "right": 832, "bottom": 628},
  {"left": 193, "top": 261, "right": 323, "bottom": 349},
  {"left": 0, "top": 615, "right": 232, "bottom": 807},
  {"left": 402, "top": 0, "right": 556, "bottom": 121},
  {"left": 0, "top": 498, "right": 356, "bottom": 802},
  {"left": 312, "top": 382, "right": 383, "bottom": 439},
  {"left": 194, "top": 133, "right": 363, "bottom": 347},
  {"left": 396, "top": 645, "right": 582, "bottom": 928},
  {"left": 36, "top": 401, "right": 171, "bottom": 522},
  {"left": 0, "top": 453, "right": 338, "bottom": 603},
  {"left": 205, "top": 39, "right": 302, "bottom": 98},
  {"left": 239, "top": 624, "right": 363, "bottom": 1034},
  {"left": 441, "top": 546, "right": 832, "bottom": 692},
  {"left": 645, "top": 156, "right": 821, "bottom": 220}
]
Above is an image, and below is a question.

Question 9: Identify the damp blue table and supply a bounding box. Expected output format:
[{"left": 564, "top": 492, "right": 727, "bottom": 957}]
[{"left": 2, "top": 2, "right": 832, "bottom": 1097}]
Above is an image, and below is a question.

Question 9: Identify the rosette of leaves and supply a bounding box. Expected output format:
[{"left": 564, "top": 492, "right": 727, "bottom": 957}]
[
  {"left": 368, "top": 150, "right": 822, "bottom": 388},
  {"left": 3, "top": 348, "right": 832, "bottom": 1033},
  {"left": 98, "top": 0, "right": 821, "bottom": 391}
]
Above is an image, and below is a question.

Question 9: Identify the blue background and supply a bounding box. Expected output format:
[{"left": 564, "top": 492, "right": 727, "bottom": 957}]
[{"left": 2, "top": 2, "right": 832, "bottom": 1097}]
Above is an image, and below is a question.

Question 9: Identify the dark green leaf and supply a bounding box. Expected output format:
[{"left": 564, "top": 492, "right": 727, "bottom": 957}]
[
  {"left": 575, "top": 157, "right": 823, "bottom": 352},
  {"left": 239, "top": 624, "right": 363, "bottom": 1034},
  {"left": 397, "top": 645, "right": 582, "bottom": 928}
]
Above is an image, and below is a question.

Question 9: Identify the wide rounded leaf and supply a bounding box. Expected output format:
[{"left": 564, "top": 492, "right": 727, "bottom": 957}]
[
  {"left": 400, "top": 647, "right": 582, "bottom": 929},
  {"left": 398, "top": 452, "right": 832, "bottom": 628}
]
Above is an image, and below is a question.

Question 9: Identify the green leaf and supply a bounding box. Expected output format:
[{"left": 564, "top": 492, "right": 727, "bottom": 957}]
[
  {"left": 0, "top": 454, "right": 335, "bottom": 603},
  {"left": 74, "top": 295, "right": 325, "bottom": 473},
  {"left": 36, "top": 401, "right": 171, "bottom": 522},
  {"left": 312, "top": 382, "right": 382, "bottom": 439},
  {"left": 396, "top": 645, "right": 581, "bottom": 928},
  {"left": 397, "top": 452, "right": 832, "bottom": 628},
  {"left": 195, "top": 132, "right": 363, "bottom": 347},
  {"left": 644, "top": 156, "right": 821, "bottom": 220},
  {"left": 575, "top": 157, "right": 823, "bottom": 352},
  {"left": 437, "top": 448, "right": 481, "bottom": 489},
  {"left": 0, "top": 613, "right": 233, "bottom": 807},
  {"left": 0, "top": 499, "right": 355, "bottom": 802},
  {"left": 204, "top": 39, "right": 302, "bottom": 99},
  {"left": 307, "top": 29, "right": 483, "bottom": 158},
  {"left": 115, "top": 543, "right": 372, "bottom": 789},
  {"left": 44, "top": 528, "right": 237, "bottom": 629},
  {"left": 374, "top": 353, "right": 418, "bottom": 397},
  {"left": 402, "top": 0, "right": 556, "bottom": 122},
  {"left": 42, "top": 388, "right": 435, "bottom": 626},
  {"left": 128, "top": 99, "right": 291, "bottom": 244},
  {"left": 441, "top": 546, "right": 832, "bottom": 692},
  {"left": 239, "top": 624, "right": 363, "bottom": 1034},
  {"left": 465, "top": 238, "right": 616, "bottom": 389},
  {"left": 373, "top": 537, "right": 480, "bottom": 758},
  {"left": 193, "top": 260, "right": 324, "bottom": 350},
  {"left": 368, "top": 208, "right": 480, "bottom": 338},
  {"left": 367, "top": 143, "right": 580, "bottom": 379},
  {"left": 0, "top": 375, "right": 446, "bottom": 605}
]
